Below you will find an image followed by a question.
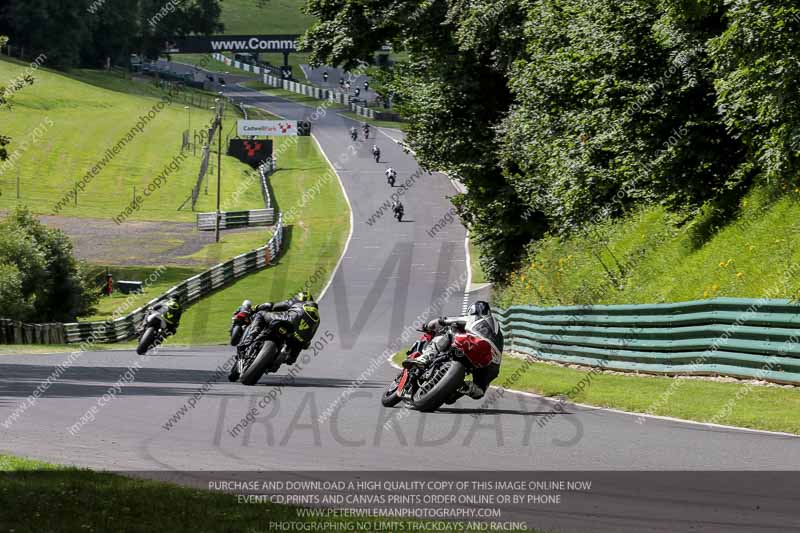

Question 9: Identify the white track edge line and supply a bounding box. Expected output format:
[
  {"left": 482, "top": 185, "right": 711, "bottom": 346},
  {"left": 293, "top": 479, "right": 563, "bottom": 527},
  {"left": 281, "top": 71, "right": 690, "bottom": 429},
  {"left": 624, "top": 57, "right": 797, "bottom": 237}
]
[{"left": 384, "top": 356, "right": 800, "bottom": 439}]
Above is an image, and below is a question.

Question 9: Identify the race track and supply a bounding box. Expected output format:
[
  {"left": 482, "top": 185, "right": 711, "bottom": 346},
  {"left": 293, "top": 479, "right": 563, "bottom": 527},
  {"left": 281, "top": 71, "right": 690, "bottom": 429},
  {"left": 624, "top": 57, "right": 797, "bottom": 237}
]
[{"left": 2, "top": 65, "right": 800, "bottom": 533}]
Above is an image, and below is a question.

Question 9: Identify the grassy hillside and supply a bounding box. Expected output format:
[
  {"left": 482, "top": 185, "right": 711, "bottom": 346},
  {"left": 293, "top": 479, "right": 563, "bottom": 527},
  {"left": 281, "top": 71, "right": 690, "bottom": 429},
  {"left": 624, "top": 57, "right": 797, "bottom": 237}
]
[
  {"left": 0, "top": 59, "right": 261, "bottom": 221},
  {"left": 220, "top": 0, "right": 314, "bottom": 34},
  {"left": 496, "top": 186, "right": 800, "bottom": 307}
]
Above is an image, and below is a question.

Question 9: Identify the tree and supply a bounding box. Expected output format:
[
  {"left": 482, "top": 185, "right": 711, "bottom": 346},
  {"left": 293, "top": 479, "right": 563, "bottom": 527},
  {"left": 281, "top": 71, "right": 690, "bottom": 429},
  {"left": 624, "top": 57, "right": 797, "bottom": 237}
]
[
  {"left": 0, "top": 208, "right": 98, "bottom": 322},
  {"left": 0, "top": 1, "right": 224, "bottom": 67},
  {"left": 500, "top": 0, "right": 744, "bottom": 233},
  {"left": 709, "top": 1, "right": 800, "bottom": 186},
  {"left": 302, "top": 0, "right": 541, "bottom": 281}
]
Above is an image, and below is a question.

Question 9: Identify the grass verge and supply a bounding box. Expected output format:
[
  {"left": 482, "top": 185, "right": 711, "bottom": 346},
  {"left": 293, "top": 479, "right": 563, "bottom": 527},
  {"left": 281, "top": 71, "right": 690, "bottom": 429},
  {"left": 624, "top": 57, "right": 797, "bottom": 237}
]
[
  {"left": 391, "top": 353, "right": 800, "bottom": 434},
  {"left": 468, "top": 238, "right": 487, "bottom": 285},
  {"left": 339, "top": 111, "right": 409, "bottom": 132}
]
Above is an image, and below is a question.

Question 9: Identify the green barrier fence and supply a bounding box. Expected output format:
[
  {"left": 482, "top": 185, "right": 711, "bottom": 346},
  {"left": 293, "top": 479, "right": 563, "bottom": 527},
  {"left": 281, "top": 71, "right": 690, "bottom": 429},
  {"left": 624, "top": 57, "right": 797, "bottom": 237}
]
[{"left": 496, "top": 298, "right": 800, "bottom": 385}]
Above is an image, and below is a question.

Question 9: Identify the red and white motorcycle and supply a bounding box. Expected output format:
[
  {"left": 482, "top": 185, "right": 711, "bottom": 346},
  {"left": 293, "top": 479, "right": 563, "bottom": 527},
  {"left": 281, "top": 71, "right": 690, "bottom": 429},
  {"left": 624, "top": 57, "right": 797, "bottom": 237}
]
[{"left": 382, "top": 315, "right": 504, "bottom": 412}]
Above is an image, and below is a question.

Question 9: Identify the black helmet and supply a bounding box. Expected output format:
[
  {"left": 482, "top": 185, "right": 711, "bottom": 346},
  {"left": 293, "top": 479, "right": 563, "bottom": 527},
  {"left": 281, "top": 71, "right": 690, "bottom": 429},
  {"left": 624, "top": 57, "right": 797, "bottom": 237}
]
[{"left": 467, "top": 300, "right": 491, "bottom": 317}]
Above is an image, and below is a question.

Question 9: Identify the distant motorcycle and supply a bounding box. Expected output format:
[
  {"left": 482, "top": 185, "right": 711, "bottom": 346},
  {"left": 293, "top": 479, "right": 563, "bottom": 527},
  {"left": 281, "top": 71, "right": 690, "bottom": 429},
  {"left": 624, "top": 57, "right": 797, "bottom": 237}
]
[
  {"left": 229, "top": 300, "right": 253, "bottom": 346},
  {"left": 373, "top": 148, "right": 381, "bottom": 163},
  {"left": 350, "top": 129, "right": 358, "bottom": 142},
  {"left": 386, "top": 171, "right": 396, "bottom": 187}
]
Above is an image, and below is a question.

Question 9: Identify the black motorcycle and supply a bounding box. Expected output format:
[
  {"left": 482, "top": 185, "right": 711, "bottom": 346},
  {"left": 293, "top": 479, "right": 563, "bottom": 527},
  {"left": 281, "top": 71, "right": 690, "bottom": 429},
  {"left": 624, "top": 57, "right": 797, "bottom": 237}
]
[
  {"left": 350, "top": 129, "right": 358, "bottom": 142},
  {"left": 136, "top": 307, "right": 172, "bottom": 355},
  {"left": 232, "top": 305, "right": 320, "bottom": 385},
  {"left": 387, "top": 172, "right": 396, "bottom": 187}
]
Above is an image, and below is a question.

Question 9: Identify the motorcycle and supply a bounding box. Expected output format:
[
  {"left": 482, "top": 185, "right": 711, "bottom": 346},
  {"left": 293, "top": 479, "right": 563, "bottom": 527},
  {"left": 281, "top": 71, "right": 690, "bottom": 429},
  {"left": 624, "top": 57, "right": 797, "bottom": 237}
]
[
  {"left": 394, "top": 206, "right": 404, "bottom": 222},
  {"left": 373, "top": 149, "right": 381, "bottom": 163},
  {"left": 387, "top": 172, "right": 396, "bottom": 187},
  {"left": 363, "top": 127, "right": 370, "bottom": 139},
  {"left": 382, "top": 316, "right": 503, "bottom": 412},
  {"left": 136, "top": 307, "right": 171, "bottom": 355},
  {"left": 232, "top": 304, "right": 321, "bottom": 385},
  {"left": 350, "top": 129, "right": 358, "bottom": 142},
  {"left": 230, "top": 302, "right": 253, "bottom": 346}
]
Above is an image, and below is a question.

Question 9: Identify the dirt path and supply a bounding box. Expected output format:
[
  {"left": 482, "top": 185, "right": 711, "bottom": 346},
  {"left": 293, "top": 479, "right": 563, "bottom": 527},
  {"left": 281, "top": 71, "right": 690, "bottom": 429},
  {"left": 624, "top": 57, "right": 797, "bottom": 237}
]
[{"left": 30, "top": 214, "right": 267, "bottom": 267}]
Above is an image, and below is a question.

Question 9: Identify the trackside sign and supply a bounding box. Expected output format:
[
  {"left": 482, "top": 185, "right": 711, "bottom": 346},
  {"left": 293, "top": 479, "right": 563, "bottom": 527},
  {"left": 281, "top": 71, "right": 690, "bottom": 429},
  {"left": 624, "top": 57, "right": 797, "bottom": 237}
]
[
  {"left": 238, "top": 120, "right": 298, "bottom": 137},
  {"left": 170, "top": 35, "right": 301, "bottom": 53}
]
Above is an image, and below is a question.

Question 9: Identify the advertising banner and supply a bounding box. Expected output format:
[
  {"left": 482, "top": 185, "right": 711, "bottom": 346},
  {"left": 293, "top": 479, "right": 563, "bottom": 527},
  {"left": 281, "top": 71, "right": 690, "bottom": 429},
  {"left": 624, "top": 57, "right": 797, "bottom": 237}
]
[{"left": 237, "top": 120, "right": 298, "bottom": 137}]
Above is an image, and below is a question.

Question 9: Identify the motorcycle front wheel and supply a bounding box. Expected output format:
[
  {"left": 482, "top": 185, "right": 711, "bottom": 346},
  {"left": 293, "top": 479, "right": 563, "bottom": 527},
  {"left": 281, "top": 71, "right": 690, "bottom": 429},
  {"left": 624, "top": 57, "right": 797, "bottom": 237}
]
[
  {"left": 240, "top": 340, "right": 279, "bottom": 386},
  {"left": 381, "top": 371, "right": 406, "bottom": 407},
  {"left": 412, "top": 360, "right": 466, "bottom": 412},
  {"left": 230, "top": 325, "right": 244, "bottom": 346},
  {"left": 136, "top": 326, "right": 157, "bottom": 355}
]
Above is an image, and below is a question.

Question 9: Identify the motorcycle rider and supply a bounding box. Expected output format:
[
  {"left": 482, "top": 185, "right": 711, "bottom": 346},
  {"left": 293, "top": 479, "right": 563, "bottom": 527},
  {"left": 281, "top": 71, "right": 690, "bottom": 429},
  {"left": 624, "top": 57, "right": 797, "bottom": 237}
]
[
  {"left": 350, "top": 126, "right": 358, "bottom": 141},
  {"left": 362, "top": 122, "right": 370, "bottom": 139},
  {"left": 392, "top": 200, "right": 404, "bottom": 221},
  {"left": 147, "top": 295, "right": 183, "bottom": 336},
  {"left": 372, "top": 144, "right": 381, "bottom": 162},
  {"left": 236, "top": 291, "right": 319, "bottom": 366},
  {"left": 385, "top": 167, "right": 397, "bottom": 185},
  {"left": 404, "top": 301, "right": 501, "bottom": 400}
]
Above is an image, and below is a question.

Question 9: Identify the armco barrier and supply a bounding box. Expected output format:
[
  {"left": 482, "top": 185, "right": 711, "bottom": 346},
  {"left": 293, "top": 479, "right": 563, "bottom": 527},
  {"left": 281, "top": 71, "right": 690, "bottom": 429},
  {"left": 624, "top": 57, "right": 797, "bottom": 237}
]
[
  {"left": 497, "top": 297, "right": 800, "bottom": 385},
  {"left": 0, "top": 319, "right": 66, "bottom": 345},
  {"left": 213, "top": 53, "right": 378, "bottom": 119},
  {"left": 197, "top": 209, "right": 274, "bottom": 230},
  {"left": 59, "top": 215, "right": 284, "bottom": 345}
]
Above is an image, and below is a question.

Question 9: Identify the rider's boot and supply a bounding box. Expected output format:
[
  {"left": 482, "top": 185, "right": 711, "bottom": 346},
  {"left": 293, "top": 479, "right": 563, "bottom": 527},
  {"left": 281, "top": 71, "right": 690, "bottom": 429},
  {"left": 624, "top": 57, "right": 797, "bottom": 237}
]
[
  {"left": 458, "top": 381, "right": 485, "bottom": 400},
  {"left": 403, "top": 345, "right": 433, "bottom": 369}
]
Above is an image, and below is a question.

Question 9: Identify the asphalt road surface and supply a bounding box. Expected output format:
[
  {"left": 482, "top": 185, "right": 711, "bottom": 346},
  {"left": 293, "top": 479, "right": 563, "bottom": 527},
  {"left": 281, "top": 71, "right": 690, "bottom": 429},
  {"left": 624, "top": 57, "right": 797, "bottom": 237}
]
[{"left": 2, "top": 63, "right": 800, "bottom": 533}]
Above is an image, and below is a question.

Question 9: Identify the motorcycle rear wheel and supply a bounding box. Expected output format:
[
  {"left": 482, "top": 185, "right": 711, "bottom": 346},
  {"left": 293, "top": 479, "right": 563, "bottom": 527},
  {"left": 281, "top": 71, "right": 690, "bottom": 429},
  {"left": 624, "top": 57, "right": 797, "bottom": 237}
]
[
  {"left": 240, "top": 340, "right": 279, "bottom": 386},
  {"left": 412, "top": 361, "right": 466, "bottom": 412}
]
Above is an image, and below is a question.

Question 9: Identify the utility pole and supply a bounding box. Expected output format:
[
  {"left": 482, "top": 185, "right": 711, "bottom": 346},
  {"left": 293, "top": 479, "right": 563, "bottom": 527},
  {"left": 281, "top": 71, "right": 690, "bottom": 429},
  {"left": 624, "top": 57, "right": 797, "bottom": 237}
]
[{"left": 215, "top": 99, "right": 223, "bottom": 243}]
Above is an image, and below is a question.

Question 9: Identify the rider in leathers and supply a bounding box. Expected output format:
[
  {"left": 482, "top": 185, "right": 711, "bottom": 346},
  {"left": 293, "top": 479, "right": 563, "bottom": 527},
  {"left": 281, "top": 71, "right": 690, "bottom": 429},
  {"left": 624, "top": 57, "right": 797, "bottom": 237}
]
[
  {"left": 237, "top": 291, "right": 317, "bottom": 365},
  {"left": 406, "top": 301, "right": 500, "bottom": 400}
]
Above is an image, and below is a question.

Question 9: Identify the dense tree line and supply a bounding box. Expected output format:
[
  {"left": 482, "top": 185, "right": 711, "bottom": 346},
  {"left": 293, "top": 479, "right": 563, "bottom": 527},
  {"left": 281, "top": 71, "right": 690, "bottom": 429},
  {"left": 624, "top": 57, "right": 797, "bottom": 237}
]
[
  {"left": 0, "top": 0, "right": 222, "bottom": 68},
  {"left": 302, "top": 0, "right": 800, "bottom": 282}
]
